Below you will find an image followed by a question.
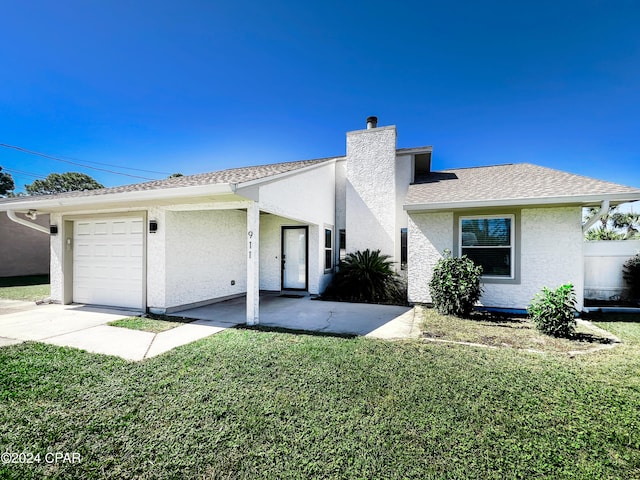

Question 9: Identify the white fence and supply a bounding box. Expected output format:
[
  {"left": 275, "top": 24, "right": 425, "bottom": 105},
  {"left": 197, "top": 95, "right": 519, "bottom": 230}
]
[{"left": 584, "top": 240, "right": 640, "bottom": 300}]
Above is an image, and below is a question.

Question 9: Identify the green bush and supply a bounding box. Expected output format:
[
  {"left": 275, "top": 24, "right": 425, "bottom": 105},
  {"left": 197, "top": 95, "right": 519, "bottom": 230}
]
[
  {"left": 622, "top": 254, "right": 640, "bottom": 301},
  {"left": 322, "top": 249, "right": 406, "bottom": 304},
  {"left": 528, "top": 284, "right": 577, "bottom": 338},
  {"left": 429, "top": 250, "right": 483, "bottom": 317}
]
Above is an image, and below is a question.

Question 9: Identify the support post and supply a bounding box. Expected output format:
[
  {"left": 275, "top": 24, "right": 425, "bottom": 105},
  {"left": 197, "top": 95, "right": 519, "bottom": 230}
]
[{"left": 246, "top": 202, "right": 260, "bottom": 325}]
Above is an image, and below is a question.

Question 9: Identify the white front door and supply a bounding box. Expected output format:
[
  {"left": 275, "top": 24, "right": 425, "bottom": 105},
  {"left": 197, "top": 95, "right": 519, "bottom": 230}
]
[
  {"left": 282, "top": 226, "right": 307, "bottom": 290},
  {"left": 73, "top": 217, "right": 144, "bottom": 309}
]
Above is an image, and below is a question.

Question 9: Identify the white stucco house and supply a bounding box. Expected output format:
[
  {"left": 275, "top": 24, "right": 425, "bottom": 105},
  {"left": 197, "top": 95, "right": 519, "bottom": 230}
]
[{"left": 2, "top": 117, "right": 639, "bottom": 323}]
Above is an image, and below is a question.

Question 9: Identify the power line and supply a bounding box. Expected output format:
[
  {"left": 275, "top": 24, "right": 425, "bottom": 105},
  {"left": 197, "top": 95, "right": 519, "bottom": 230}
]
[
  {"left": 1, "top": 167, "right": 47, "bottom": 179},
  {"left": 0, "top": 143, "right": 168, "bottom": 180}
]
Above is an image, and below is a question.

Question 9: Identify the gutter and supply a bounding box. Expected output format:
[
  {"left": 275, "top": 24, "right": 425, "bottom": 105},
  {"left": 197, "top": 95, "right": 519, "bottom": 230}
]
[
  {"left": 582, "top": 199, "right": 610, "bottom": 233},
  {"left": 404, "top": 193, "right": 639, "bottom": 212},
  {"left": 6, "top": 211, "right": 49, "bottom": 234}
]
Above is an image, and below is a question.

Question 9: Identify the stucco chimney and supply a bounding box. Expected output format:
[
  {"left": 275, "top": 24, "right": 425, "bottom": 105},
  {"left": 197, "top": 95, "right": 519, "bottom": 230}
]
[{"left": 366, "top": 116, "right": 378, "bottom": 129}]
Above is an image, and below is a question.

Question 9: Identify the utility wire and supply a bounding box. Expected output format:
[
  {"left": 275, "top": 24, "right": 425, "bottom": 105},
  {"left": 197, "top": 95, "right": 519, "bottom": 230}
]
[
  {"left": 1, "top": 167, "right": 47, "bottom": 179},
  {"left": 0, "top": 143, "right": 168, "bottom": 180}
]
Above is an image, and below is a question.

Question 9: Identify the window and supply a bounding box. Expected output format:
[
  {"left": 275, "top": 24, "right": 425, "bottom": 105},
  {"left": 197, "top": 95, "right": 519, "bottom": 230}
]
[
  {"left": 324, "top": 228, "right": 333, "bottom": 271},
  {"left": 400, "top": 228, "right": 407, "bottom": 270},
  {"left": 339, "top": 229, "right": 346, "bottom": 261},
  {"left": 460, "top": 215, "right": 514, "bottom": 278}
]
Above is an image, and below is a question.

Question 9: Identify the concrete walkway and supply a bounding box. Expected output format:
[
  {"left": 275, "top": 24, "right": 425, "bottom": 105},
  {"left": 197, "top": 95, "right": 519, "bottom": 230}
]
[{"left": 0, "top": 301, "right": 230, "bottom": 361}]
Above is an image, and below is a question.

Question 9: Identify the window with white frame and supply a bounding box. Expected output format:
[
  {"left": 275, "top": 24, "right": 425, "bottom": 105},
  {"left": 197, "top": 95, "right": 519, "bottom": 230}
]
[
  {"left": 324, "top": 228, "right": 333, "bottom": 271},
  {"left": 460, "top": 215, "right": 514, "bottom": 278}
]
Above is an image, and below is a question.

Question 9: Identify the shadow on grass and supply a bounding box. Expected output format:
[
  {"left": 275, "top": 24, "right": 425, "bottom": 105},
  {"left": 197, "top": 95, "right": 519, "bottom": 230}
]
[
  {"left": 0, "top": 274, "right": 49, "bottom": 287},
  {"left": 570, "top": 332, "right": 616, "bottom": 345},
  {"left": 237, "top": 324, "right": 358, "bottom": 339}
]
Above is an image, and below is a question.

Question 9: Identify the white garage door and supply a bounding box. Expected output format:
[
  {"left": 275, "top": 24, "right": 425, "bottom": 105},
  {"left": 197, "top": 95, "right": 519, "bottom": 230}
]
[{"left": 73, "top": 217, "right": 144, "bottom": 309}]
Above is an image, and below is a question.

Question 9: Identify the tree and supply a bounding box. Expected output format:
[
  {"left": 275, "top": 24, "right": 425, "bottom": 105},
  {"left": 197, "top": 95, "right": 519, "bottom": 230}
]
[
  {"left": 168, "top": 173, "right": 184, "bottom": 178},
  {"left": 0, "top": 166, "right": 15, "bottom": 196},
  {"left": 611, "top": 212, "right": 640, "bottom": 239},
  {"left": 25, "top": 172, "right": 104, "bottom": 195}
]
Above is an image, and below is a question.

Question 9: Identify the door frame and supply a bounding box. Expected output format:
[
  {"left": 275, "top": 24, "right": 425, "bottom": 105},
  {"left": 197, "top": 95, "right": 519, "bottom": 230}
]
[{"left": 281, "top": 225, "right": 309, "bottom": 291}]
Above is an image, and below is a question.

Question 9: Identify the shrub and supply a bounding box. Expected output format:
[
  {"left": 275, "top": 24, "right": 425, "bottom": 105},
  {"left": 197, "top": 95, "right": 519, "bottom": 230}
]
[
  {"left": 429, "top": 250, "right": 483, "bottom": 317},
  {"left": 528, "top": 284, "right": 577, "bottom": 338},
  {"left": 322, "top": 249, "right": 406, "bottom": 304},
  {"left": 622, "top": 254, "right": 640, "bottom": 301}
]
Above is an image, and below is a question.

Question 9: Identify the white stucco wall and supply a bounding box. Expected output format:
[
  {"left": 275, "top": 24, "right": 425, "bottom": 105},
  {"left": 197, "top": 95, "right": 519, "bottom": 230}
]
[
  {"left": 335, "top": 159, "right": 346, "bottom": 245},
  {"left": 251, "top": 162, "right": 337, "bottom": 295},
  {"left": 255, "top": 162, "right": 335, "bottom": 226},
  {"left": 480, "top": 207, "right": 584, "bottom": 310},
  {"left": 346, "top": 126, "right": 397, "bottom": 258},
  {"left": 49, "top": 212, "right": 64, "bottom": 303},
  {"left": 394, "top": 154, "right": 412, "bottom": 270},
  {"left": 163, "top": 209, "right": 247, "bottom": 309},
  {"left": 407, "top": 212, "right": 453, "bottom": 303},
  {"left": 146, "top": 207, "right": 167, "bottom": 309},
  {"left": 408, "top": 207, "right": 585, "bottom": 310}
]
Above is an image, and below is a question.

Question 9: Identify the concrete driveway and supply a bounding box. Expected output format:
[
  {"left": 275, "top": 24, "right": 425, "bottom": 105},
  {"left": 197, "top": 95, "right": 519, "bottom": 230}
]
[
  {"left": 172, "top": 293, "right": 420, "bottom": 339},
  {"left": 0, "top": 301, "right": 229, "bottom": 361},
  {"left": 0, "top": 294, "right": 419, "bottom": 362}
]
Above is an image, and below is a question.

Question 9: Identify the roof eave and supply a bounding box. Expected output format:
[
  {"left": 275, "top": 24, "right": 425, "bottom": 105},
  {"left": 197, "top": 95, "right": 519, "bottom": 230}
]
[
  {"left": 404, "top": 192, "right": 640, "bottom": 212},
  {"left": 0, "top": 183, "right": 237, "bottom": 212}
]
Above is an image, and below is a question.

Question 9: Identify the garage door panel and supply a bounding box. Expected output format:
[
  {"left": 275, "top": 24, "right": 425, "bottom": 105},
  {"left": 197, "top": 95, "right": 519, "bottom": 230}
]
[{"left": 73, "top": 217, "right": 144, "bottom": 309}]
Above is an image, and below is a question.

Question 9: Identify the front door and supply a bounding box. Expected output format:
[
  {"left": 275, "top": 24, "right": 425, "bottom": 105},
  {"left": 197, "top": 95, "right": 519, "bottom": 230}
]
[{"left": 281, "top": 226, "right": 308, "bottom": 290}]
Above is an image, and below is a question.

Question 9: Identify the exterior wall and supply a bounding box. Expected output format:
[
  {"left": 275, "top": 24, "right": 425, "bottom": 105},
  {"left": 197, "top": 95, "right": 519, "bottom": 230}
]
[
  {"left": 146, "top": 207, "right": 167, "bottom": 309},
  {"left": 335, "top": 159, "right": 346, "bottom": 263},
  {"left": 346, "top": 126, "right": 397, "bottom": 258},
  {"left": 163, "top": 209, "right": 247, "bottom": 309},
  {"left": 408, "top": 207, "right": 585, "bottom": 310},
  {"left": 259, "top": 214, "right": 303, "bottom": 291},
  {"left": 584, "top": 240, "right": 640, "bottom": 300},
  {"left": 394, "top": 154, "right": 412, "bottom": 271},
  {"left": 407, "top": 212, "right": 454, "bottom": 303},
  {"left": 481, "top": 207, "right": 584, "bottom": 310},
  {"left": 256, "top": 162, "right": 335, "bottom": 226},
  {"left": 0, "top": 213, "right": 50, "bottom": 277},
  {"left": 254, "top": 162, "right": 336, "bottom": 295},
  {"left": 49, "top": 213, "right": 64, "bottom": 302}
]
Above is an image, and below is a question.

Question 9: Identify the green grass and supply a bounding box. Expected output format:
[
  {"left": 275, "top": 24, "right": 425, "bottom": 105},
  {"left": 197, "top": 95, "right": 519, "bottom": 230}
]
[
  {"left": 0, "top": 283, "right": 50, "bottom": 302},
  {"left": 420, "top": 306, "right": 616, "bottom": 353},
  {"left": 108, "top": 315, "right": 193, "bottom": 333},
  {"left": 1, "top": 318, "right": 639, "bottom": 478}
]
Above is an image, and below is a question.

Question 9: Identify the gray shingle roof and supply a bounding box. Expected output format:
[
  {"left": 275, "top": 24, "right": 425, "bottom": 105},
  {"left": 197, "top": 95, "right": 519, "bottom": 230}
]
[
  {"left": 0, "top": 157, "right": 335, "bottom": 204},
  {"left": 406, "top": 163, "right": 640, "bottom": 207}
]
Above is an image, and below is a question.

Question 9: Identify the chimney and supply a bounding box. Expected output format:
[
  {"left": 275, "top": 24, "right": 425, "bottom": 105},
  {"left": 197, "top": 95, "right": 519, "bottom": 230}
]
[{"left": 366, "top": 116, "right": 378, "bottom": 129}]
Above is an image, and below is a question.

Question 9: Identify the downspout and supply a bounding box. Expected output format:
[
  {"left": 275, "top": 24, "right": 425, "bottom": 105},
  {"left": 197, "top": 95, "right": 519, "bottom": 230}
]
[
  {"left": 582, "top": 199, "right": 610, "bottom": 233},
  {"left": 6, "top": 211, "right": 50, "bottom": 234}
]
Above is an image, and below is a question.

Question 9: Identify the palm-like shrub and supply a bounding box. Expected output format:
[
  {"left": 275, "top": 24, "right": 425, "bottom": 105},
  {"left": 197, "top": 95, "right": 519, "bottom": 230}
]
[
  {"left": 429, "top": 250, "right": 483, "bottom": 317},
  {"left": 322, "top": 249, "right": 406, "bottom": 304}
]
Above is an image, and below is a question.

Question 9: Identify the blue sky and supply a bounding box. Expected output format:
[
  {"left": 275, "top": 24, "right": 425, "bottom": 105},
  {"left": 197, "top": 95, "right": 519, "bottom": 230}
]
[{"left": 1, "top": 0, "right": 639, "bottom": 193}]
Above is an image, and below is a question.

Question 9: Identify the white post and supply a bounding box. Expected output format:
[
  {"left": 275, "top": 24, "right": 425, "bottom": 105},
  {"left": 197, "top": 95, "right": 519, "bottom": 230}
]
[{"left": 246, "top": 202, "right": 260, "bottom": 325}]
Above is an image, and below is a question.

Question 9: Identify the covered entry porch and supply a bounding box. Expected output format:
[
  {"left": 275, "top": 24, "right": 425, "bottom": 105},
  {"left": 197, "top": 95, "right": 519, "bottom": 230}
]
[{"left": 149, "top": 200, "right": 335, "bottom": 325}]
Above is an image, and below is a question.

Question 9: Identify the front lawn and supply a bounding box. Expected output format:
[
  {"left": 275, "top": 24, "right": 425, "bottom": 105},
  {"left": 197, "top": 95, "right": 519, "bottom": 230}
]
[
  {"left": 0, "top": 276, "right": 50, "bottom": 302},
  {"left": 108, "top": 315, "right": 194, "bottom": 333},
  {"left": 1, "top": 318, "right": 639, "bottom": 478}
]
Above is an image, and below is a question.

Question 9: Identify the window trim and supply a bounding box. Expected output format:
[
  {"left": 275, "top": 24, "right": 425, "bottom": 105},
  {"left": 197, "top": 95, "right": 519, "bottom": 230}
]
[
  {"left": 454, "top": 211, "right": 521, "bottom": 285},
  {"left": 324, "top": 227, "right": 333, "bottom": 273}
]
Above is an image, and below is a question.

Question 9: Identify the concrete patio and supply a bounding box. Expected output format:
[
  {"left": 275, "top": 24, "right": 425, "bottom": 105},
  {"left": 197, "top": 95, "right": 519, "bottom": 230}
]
[{"left": 172, "top": 293, "right": 419, "bottom": 339}]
